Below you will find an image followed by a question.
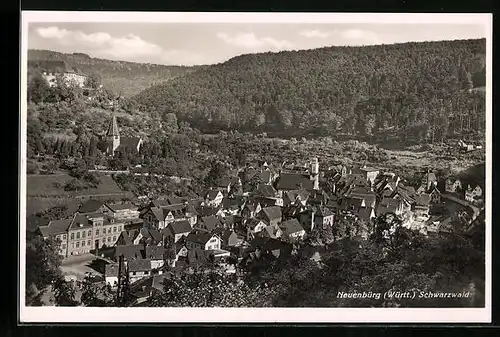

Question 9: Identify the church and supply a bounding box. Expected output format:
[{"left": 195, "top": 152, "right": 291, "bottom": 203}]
[{"left": 105, "top": 113, "right": 143, "bottom": 156}]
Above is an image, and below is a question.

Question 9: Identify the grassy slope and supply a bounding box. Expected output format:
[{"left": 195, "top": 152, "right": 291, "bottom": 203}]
[{"left": 27, "top": 174, "right": 132, "bottom": 215}]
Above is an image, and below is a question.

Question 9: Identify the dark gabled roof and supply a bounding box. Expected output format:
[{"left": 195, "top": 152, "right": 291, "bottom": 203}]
[
  {"left": 39, "top": 218, "right": 72, "bottom": 236},
  {"left": 214, "top": 228, "right": 237, "bottom": 244},
  {"left": 185, "top": 231, "right": 216, "bottom": 245},
  {"left": 105, "top": 263, "right": 120, "bottom": 277},
  {"left": 255, "top": 184, "right": 278, "bottom": 198},
  {"left": 145, "top": 246, "right": 166, "bottom": 260},
  {"left": 220, "top": 215, "right": 237, "bottom": 227},
  {"left": 27, "top": 215, "right": 50, "bottom": 232},
  {"left": 167, "top": 220, "right": 192, "bottom": 234},
  {"left": 259, "top": 206, "right": 282, "bottom": 222},
  {"left": 222, "top": 197, "right": 242, "bottom": 210},
  {"left": 69, "top": 214, "right": 92, "bottom": 230},
  {"left": 341, "top": 197, "right": 364, "bottom": 210},
  {"left": 206, "top": 190, "right": 222, "bottom": 200},
  {"left": 187, "top": 249, "right": 213, "bottom": 266},
  {"left": 315, "top": 206, "right": 334, "bottom": 217},
  {"left": 128, "top": 259, "right": 152, "bottom": 272},
  {"left": 166, "top": 196, "right": 182, "bottom": 205},
  {"left": 162, "top": 207, "right": 183, "bottom": 220},
  {"left": 185, "top": 203, "right": 199, "bottom": 215},
  {"left": 199, "top": 215, "right": 221, "bottom": 231},
  {"left": 78, "top": 199, "right": 108, "bottom": 214},
  {"left": 115, "top": 244, "right": 145, "bottom": 261},
  {"left": 148, "top": 207, "right": 163, "bottom": 221},
  {"left": 174, "top": 242, "right": 187, "bottom": 255},
  {"left": 198, "top": 206, "right": 220, "bottom": 217},
  {"left": 145, "top": 227, "right": 163, "bottom": 242},
  {"left": 285, "top": 188, "right": 310, "bottom": 202},
  {"left": 415, "top": 193, "right": 431, "bottom": 207},
  {"left": 262, "top": 225, "right": 281, "bottom": 238},
  {"left": 118, "top": 230, "right": 133, "bottom": 245},
  {"left": 216, "top": 178, "right": 232, "bottom": 187},
  {"left": 276, "top": 173, "right": 314, "bottom": 191},
  {"left": 246, "top": 218, "right": 266, "bottom": 230},
  {"left": 357, "top": 207, "right": 374, "bottom": 220},
  {"left": 244, "top": 203, "right": 257, "bottom": 212},
  {"left": 151, "top": 199, "right": 170, "bottom": 208},
  {"left": 280, "top": 219, "right": 304, "bottom": 234},
  {"left": 259, "top": 170, "right": 272, "bottom": 183},
  {"left": 376, "top": 198, "right": 402, "bottom": 214},
  {"left": 116, "top": 137, "right": 142, "bottom": 152}
]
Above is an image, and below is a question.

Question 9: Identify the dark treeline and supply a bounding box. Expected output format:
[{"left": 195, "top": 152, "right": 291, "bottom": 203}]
[{"left": 134, "top": 39, "right": 486, "bottom": 143}]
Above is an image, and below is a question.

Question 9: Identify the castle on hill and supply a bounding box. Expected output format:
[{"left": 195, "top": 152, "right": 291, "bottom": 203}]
[{"left": 105, "top": 113, "right": 143, "bottom": 156}]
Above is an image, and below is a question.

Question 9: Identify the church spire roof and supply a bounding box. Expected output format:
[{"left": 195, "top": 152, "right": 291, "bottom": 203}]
[{"left": 106, "top": 113, "right": 120, "bottom": 137}]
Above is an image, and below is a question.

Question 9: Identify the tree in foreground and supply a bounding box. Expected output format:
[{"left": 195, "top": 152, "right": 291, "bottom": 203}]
[
  {"left": 25, "top": 236, "right": 63, "bottom": 305},
  {"left": 148, "top": 270, "right": 277, "bottom": 307},
  {"left": 80, "top": 274, "right": 115, "bottom": 307}
]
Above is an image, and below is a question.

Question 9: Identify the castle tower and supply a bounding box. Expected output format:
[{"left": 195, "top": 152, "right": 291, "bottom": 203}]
[
  {"left": 310, "top": 157, "right": 319, "bottom": 190},
  {"left": 106, "top": 113, "right": 120, "bottom": 156}
]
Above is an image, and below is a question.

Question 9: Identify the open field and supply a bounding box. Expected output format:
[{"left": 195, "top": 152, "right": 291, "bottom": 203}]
[
  {"left": 27, "top": 173, "right": 133, "bottom": 215},
  {"left": 27, "top": 173, "right": 124, "bottom": 197},
  {"left": 382, "top": 149, "right": 481, "bottom": 174}
]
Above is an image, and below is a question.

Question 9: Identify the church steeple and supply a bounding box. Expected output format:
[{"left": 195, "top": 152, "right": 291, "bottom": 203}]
[
  {"left": 106, "top": 112, "right": 120, "bottom": 138},
  {"left": 106, "top": 112, "right": 120, "bottom": 155}
]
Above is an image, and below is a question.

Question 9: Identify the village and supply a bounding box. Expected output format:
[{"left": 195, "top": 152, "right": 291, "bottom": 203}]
[{"left": 26, "top": 112, "right": 486, "bottom": 306}]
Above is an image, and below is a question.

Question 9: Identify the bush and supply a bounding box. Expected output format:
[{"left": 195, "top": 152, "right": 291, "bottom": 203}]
[{"left": 27, "top": 161, "right": 39, "bottom": 174}]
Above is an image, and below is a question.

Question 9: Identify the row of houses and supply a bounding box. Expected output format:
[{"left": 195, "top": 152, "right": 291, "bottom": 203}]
[{"left": 28, "top": 156, "right": 485, "bottom": 304}]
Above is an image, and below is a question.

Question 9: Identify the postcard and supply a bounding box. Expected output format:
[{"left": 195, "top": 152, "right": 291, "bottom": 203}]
[{"left": 20, "top": 11, "right": 492, "bottom": 323}]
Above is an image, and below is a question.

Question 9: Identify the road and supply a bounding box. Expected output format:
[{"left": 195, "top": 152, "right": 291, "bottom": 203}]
[{"left": 60, "top": 253, "right": 102, "bottom": 281}]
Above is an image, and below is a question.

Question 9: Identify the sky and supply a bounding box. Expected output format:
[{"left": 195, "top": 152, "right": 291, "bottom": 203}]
[{"left": 27, "top": 22, "right": 487, "bottom": 66}]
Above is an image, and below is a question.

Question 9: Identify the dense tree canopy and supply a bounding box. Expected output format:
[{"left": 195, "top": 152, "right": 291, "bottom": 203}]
[
  {"left": 25, "top": 236, "right": 64, "bottom": 304},
  {"left": 134, "top": 39, "right": 486, "bottom": 142}
]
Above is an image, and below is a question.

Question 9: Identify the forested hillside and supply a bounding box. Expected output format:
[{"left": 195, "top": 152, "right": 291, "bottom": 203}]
[
  {"left": 134, "top": 39, "right": 486, "bottom": 142},
  {"left": 28, "top": 49, "right": 200, "bottom": 97}
]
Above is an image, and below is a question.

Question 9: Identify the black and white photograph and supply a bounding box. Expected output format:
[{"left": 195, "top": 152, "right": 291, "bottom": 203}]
[{"left": 20, "top": 12, "right": 492, "bottom": 323}]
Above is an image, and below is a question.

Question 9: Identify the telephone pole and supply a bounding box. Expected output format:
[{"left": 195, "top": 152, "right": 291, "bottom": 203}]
[{"left": 116, "top": 254, "right": 128, "bottom": 306}]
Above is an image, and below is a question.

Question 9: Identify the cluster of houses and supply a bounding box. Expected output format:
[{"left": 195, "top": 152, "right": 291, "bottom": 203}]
[
  {"left": 41, "top": 70, "right": 88, "bottom": 88},
  {"left": 28, "top": 154, "right": 485, "bottom": 305}
]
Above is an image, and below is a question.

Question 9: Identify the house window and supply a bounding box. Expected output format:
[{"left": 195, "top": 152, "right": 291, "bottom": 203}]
[
  {"left": 96, "top": 229, "right": 100, "bottom": 236},
  {"left": 61, "top": 244, "right": 66, "bottom": 250},
  {"left": 108, "top": 228, "right": 112, "bottom": 234},
  {"left": 132, "top": 272, "right": 136, "bottom": 276},
  {"left": 117, "top": 226, "right": 122, "bottom": 231},
  {"left": 113, "top": 236, "right": 116, "bottom": 241},
  {"left": 87, "top": 240, "right": 91, "bottom": 246},
  {"left": 70, "top": 242, "right": 74, "bottom": 248},
  {"left": 82, "top": 231, "right": 86, "bottom": 238},
  {"left": 70, "top": 233, "right": 74, "bottom": 240},
  {"left": 76, "top": 242, "right": 80, "bottom": 248},
  {"left": 76, "top": 232, "right": 80, "bottom": 239},
  {"left": 82, "top": 241, "right": 85, "bottom": 247},
  {"left": 63, "top": 234, "right": 67, "bottom": 240},
  {"left": 88, "top": 230, "right": 91, "bottom": 236},
  {"left": 113, "top": 227, "right": 117, "bottom": 233},
  {"left": 108, "top": 237, "right": 111, "bottom": 242}
]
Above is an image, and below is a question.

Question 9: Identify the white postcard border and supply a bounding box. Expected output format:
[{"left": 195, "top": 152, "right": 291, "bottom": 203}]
[{"left": 19, "top": 11, "right": 493, "bottom": 324}]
